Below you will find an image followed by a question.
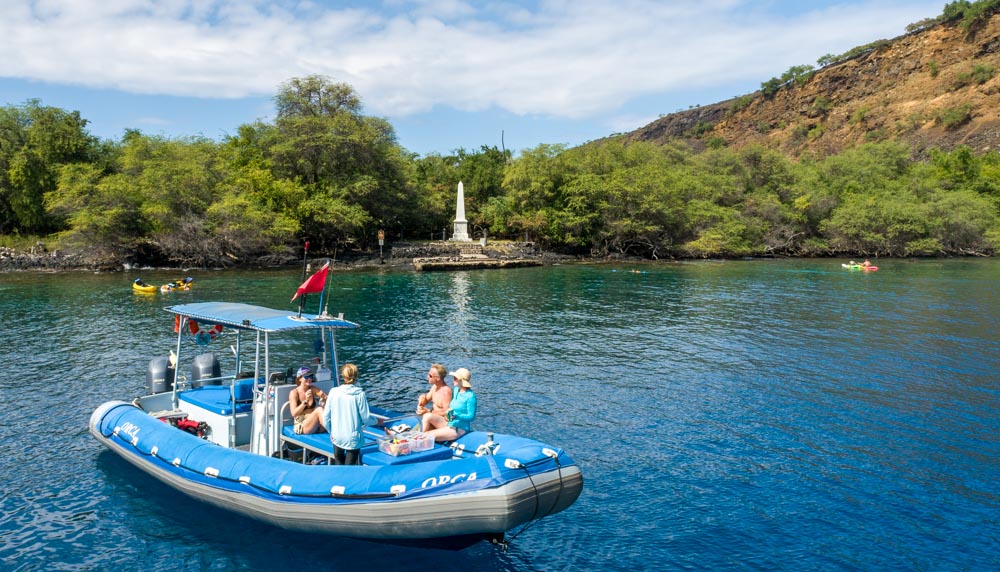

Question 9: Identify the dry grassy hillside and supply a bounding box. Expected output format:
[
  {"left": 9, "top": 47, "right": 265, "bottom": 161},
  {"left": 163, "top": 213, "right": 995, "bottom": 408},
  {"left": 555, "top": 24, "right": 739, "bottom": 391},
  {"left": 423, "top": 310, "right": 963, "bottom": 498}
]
[{"left": 625, "top": 12, "right": 1000, "bottom": 158}]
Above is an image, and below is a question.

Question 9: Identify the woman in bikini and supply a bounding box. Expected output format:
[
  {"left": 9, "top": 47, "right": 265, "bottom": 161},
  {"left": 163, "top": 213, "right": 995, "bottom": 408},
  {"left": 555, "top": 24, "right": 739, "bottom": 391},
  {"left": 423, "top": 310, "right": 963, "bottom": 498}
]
[{"left": 290, "top": 367, "right": 327, "bottom": 434}]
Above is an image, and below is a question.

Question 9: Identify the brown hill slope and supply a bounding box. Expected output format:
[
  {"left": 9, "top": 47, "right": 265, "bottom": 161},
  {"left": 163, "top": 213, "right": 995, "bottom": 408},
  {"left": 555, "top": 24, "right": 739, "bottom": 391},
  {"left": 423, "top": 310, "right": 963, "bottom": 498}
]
[{"left": 625, "top": 12, "right": 1000, "bottom": 158}]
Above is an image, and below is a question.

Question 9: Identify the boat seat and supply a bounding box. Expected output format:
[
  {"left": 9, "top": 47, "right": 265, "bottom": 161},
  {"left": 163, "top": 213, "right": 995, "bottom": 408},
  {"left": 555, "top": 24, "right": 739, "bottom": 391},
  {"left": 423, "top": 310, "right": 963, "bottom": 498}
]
[
  {"left": 279, "top": 426, "right": 379, "bottom": 464},
  {"left": 361, "top": 443, "right": 453, "bottom": 466},
  {"left": 279, "top": 425, "right": 453, "bottom": 466},
  {"left": 280, "top": 428, "right": 336, "bottom": 456},
  {"left": 177, "top": 379, "right": 255, "bottom": 415}
]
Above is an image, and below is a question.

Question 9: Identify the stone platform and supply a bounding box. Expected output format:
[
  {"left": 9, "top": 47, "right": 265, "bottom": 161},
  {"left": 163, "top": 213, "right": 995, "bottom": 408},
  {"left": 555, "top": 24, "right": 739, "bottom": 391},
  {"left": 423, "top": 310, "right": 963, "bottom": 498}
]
[{"left": 412, "top": 257, "right": 542, "bottom": 272}]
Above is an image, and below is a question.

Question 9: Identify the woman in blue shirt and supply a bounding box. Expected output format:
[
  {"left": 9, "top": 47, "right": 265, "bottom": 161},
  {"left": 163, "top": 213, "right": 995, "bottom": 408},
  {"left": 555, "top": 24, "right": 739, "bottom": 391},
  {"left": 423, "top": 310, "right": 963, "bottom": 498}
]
[{"left": 422, "top": 368, "right": 477, "bottom": 443}]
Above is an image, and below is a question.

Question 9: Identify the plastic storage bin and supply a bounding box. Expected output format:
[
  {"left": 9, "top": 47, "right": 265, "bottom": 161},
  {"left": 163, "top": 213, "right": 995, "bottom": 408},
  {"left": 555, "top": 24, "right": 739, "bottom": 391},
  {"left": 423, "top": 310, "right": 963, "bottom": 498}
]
[{"left": 378, "top": 432, "right": 433, "bottom": 456}]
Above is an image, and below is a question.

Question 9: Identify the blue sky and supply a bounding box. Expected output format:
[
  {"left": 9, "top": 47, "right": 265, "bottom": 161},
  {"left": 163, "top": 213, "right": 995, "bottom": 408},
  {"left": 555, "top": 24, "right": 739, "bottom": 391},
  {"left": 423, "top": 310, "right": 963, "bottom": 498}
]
[{"left": 0, "top": 0, "right": 947, "bottom": 157}]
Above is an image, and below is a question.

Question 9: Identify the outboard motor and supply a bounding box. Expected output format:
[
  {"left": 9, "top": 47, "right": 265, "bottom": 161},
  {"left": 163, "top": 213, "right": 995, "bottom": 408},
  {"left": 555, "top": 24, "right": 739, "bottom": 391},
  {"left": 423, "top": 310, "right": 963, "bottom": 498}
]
[
  {"left": 190, "top": 353, "right": 221, "bottom": 387},
  {"left": 146, "top": 356, "right": 176, "bottom": 394}
]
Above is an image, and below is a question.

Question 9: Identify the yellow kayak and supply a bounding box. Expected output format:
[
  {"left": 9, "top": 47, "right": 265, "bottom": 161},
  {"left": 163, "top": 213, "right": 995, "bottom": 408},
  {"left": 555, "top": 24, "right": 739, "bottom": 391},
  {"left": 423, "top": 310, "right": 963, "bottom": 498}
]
[{"left": 132, "top": 280, "right": 157, "bottom": 294}]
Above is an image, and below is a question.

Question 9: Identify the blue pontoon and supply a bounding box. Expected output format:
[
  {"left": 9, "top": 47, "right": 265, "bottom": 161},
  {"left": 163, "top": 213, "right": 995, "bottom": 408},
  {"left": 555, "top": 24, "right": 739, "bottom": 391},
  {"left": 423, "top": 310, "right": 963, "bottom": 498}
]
[{"left": 89, "top": 302, "right": 582, "bottom": 548}]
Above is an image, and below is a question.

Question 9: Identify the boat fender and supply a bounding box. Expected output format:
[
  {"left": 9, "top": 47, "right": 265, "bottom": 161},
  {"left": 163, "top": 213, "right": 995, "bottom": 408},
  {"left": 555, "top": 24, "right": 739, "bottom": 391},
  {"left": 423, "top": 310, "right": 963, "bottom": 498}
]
[{"left": 188, "top": 319, "right": 223, "bottom": 345}]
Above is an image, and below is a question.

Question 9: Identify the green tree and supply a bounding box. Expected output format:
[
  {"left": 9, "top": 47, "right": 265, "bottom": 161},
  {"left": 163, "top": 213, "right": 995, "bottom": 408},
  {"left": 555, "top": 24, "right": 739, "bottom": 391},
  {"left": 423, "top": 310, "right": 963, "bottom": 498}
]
[
  {"left": 926, "top": 188, "right": 998, "bottom": 253},
  {"left": 0, "top": 100, "right": 97, "bottom": 234},
  {"left": 46, "top": 164, "right": 148, "bottom": 258},
  {"left": 120, "top": 133, "right": 225, "bottom": 263},
  {"left": 822, "top": 190, "right": 933, "bottom": 255},
  {"left": 253, "top": 75, "right": 414, "bottom": 249},
  {"left": 929, "top": 145, "right": 980, "bottom": 189},
  {"left": 207, "top": 159, "right": 304, "bottom": 260},
  {"left": 598, "top": 155, "right": 688, "bottom": 257},
  {"left": 681, "top": 199, "right": 753, "bottom": 257},
  {"left": 503, "top": 144, "right": 576, "bottom": 244}
]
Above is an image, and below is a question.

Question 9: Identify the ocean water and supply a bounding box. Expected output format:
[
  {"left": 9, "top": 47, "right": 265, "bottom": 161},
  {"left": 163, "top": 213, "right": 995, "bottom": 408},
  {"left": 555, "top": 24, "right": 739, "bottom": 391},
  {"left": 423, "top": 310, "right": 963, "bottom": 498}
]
[{"left": 0, "top": 259, "right": 997, "bottom": 571}]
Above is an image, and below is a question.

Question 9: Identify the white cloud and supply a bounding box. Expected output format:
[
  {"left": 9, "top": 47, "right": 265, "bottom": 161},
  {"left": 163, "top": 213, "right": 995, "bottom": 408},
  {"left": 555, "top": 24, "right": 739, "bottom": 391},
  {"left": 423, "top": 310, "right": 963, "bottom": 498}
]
[{"left": 0, "top": 0, "right": 945, "bottom": 120}]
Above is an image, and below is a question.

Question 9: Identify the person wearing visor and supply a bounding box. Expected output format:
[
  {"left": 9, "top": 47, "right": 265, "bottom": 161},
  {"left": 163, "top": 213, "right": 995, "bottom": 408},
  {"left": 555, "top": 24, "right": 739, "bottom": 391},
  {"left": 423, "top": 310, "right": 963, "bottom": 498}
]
[{"left": 290, "top": 366, "right": 327, "bottom": 434}]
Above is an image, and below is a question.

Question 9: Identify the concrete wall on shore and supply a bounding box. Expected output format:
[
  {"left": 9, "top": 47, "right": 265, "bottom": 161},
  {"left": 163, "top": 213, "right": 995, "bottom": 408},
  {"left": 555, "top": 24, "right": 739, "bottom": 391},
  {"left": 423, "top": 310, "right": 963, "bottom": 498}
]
[{"left": 389, "top": 241, "right": 540, "bottom": 260}]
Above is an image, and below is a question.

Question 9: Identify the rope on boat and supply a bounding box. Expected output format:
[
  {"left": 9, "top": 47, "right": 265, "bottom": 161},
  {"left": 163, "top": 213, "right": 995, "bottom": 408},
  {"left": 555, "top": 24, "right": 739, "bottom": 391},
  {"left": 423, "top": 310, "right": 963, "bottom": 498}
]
[
  {"left": 103, "top": 426, "right": 400, "bottom": 499},
  {"left": 499, "top": 451, "right": 567, "bottom": 550}
]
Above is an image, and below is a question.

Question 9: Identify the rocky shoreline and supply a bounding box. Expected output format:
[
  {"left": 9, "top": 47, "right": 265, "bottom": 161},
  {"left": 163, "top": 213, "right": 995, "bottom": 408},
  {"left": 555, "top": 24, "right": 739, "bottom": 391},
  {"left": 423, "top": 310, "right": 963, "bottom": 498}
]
[
  {"left": 0, "top": 241, "right": 574, "bottom": 273},
  {"left": 0, "top": 246, "right": 103, "bottom": 272}
]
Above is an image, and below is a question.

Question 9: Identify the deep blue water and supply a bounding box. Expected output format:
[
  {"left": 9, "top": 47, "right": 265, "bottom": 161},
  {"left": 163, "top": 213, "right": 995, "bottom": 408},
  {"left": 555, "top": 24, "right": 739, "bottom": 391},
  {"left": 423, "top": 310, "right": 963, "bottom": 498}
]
[{"left": 0, "top": 259, "right": 997, "bottom": 571}]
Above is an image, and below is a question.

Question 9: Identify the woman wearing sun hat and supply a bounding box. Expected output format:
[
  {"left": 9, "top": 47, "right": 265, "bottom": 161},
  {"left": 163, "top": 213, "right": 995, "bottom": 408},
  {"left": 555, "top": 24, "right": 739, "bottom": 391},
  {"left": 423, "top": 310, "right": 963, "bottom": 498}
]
[{"left": 422, "top": 367, "right": 477, "bottom": 443}]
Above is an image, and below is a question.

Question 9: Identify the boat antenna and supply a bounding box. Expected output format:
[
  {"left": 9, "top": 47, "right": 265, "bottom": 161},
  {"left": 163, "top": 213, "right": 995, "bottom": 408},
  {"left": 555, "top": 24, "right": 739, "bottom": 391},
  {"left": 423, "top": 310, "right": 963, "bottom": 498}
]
[
  {"left": 318, "top": 258, "right": 333, "bottom": 318},
  {"left": 321, "top": 248, "right": 338, "bottom": 317},
  {"left": 297, "top": 241, "right": 310, "bottom": 317}
]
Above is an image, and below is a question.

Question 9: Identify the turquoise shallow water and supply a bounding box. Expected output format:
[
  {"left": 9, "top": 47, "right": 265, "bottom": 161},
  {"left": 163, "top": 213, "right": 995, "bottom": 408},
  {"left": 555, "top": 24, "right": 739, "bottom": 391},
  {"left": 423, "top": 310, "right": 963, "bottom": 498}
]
[{"left": 0, "top": 259, "right": 998, "bottom": 570}]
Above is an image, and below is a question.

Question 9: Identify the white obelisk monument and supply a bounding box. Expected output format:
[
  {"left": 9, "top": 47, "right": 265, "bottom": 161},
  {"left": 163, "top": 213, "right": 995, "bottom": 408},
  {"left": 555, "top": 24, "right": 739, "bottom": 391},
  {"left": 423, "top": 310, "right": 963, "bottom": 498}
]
[{"left": 451, "top": 181, "right": 471, "bottom": 242}]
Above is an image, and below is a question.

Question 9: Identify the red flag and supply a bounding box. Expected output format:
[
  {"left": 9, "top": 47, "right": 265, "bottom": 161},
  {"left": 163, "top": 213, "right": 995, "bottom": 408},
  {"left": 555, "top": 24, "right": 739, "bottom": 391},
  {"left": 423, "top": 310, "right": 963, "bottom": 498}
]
[{"left": 292, "top": 262, "right": 329, "bottom": 301}]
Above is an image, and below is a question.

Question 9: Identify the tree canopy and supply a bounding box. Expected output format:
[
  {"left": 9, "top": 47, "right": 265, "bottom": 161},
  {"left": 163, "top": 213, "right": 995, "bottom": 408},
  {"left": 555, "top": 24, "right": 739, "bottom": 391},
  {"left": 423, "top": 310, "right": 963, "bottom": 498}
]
[{"left": 2, "top": 75, "right": 997, "bottom": 265}]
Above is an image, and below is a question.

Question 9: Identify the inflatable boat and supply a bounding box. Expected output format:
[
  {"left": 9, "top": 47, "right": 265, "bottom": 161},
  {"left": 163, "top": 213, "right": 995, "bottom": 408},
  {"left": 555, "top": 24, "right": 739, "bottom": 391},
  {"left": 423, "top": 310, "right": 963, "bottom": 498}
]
[{"left": 89, "top": 301, "right": 582, "bottom": 548}]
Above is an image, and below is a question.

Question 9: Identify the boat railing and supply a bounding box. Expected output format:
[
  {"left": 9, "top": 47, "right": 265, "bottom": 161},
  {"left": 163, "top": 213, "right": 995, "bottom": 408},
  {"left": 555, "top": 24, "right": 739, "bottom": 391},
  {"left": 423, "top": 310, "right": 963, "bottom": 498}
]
[{"left": 187, "top": 374, "right": 236, "bottom": 386}]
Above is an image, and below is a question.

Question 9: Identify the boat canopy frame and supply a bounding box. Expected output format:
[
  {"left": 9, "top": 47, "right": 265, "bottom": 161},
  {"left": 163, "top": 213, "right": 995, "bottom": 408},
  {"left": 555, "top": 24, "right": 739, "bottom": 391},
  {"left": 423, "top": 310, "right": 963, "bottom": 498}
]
[{"left": 163, "top": 302, "right": 360, "bottom": 454}]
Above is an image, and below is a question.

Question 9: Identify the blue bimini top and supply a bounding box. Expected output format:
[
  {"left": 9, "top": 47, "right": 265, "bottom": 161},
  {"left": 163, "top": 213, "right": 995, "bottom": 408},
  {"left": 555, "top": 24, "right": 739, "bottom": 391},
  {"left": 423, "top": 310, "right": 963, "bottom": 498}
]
[{"left": 165, "top": 302, "right": 359, "bottom": 333}]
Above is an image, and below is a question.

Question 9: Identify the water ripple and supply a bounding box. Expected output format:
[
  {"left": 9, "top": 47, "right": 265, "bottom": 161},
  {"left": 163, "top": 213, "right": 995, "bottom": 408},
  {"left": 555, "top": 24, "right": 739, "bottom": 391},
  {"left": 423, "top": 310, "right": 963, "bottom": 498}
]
[{"left": 0, "top": 261, "right": 997, "bottom": 570}]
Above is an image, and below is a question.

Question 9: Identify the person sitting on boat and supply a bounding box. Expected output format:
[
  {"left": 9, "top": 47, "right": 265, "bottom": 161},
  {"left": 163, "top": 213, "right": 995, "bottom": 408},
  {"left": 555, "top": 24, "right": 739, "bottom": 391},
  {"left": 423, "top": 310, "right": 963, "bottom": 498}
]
[
  {"left": 861, "top": 259, "right": 872, "bottom": 267},
  {"left": 291, "top": 367, "right": 327, "bottom": 434},
  {"left": 416, "top": 363, "right": 452, "bottom": 418},
  {"left": 422, "top": 368, "right": 477, "bottom": 443},
  {"left": 322, "top": 363, "right": 378, "bottom": 465}
]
